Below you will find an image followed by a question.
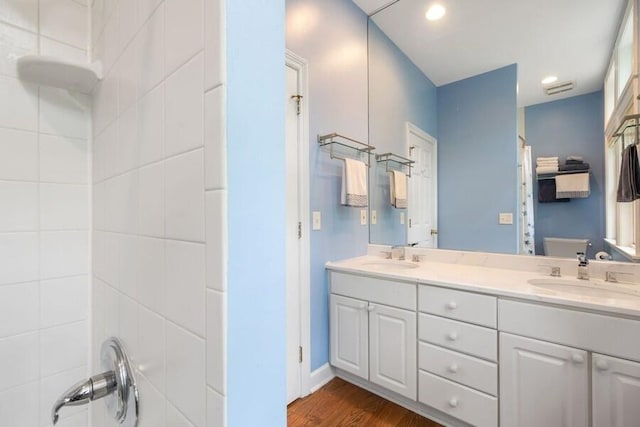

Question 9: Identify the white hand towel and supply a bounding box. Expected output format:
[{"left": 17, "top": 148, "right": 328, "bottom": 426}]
[
  {"left": 556, "top": 173, "right": 590, "bottom": 198},
  {"left": 536, "top": 165, "right": 559, "bottom": 174},
  {"left": 537, "top": 156, "right": 559, "bottom": 164},
  {"left": 389, "top": 170, "right": 407, "bottom": 209},
  {"left": 341, "top": 158, "right": 368, "bottom": 207}
]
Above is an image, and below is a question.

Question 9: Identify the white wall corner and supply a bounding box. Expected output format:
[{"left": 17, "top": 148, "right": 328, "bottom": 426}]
[{"left": 309, "top": 363, "right": 336, "bottom": 394}]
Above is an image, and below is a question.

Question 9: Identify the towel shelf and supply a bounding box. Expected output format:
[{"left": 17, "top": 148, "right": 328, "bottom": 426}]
[
  {"left": 318, "top": 133, "right": 375, "bottom": 167},
  {"left": 612, "top": 114, "right": 640, "bottom": 150},
  {"left": 536, "top": 169, "right": 591, "bottom": 181},
  {"left": 376, "top": 152, "right": 415, "bottom": 177}
]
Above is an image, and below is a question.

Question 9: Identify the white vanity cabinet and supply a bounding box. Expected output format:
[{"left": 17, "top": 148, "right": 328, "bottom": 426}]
[
  {"left": 592, "top": 354, "right": 640, "bottom": 427},
  {"left": 329, "top": 272, "right": 417, "bottom": 400}
]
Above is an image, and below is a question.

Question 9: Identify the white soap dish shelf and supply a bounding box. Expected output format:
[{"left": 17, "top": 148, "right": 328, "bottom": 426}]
[{"left": 17, "top": 54, "right": 103, "bottom": 94}]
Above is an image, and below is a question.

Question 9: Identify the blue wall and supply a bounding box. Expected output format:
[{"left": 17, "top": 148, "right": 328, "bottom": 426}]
[
  {"left": 525, "top": 91, "right": 605, "bottom": 257},
  {"left": 437, "top": 65, "right": 519, "bottom": 253},
  {"left": 227, "top": 0, "right": 287, "bottom": 424},
  {"left": 286, "top": 0, "right": 370, "bottom": 371},
  {"left": 368, "top": 21, "right": 438, "bottom": 245}
]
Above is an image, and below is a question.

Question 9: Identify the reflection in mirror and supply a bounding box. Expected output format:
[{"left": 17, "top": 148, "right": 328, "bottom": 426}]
[{"left": 365, "top": 0, "right": 627, "bottom": 259}]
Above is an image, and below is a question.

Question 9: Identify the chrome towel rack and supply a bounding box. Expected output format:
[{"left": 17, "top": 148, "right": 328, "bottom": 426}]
[
  {"left": 376, "top": 152, "right": 415, "bottom": 177},
  {"left": 318, "top": 133, "right": 375, "bottom": 167}
]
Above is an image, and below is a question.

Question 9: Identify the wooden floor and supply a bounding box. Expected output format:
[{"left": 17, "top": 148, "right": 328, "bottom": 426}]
[{"left": 288, "top": 378, "right": 443, "bottom": 427}]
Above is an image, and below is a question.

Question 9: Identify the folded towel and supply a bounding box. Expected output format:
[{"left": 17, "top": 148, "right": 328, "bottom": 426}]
[
  {"left": 559, "top": 163, "right": 590, "bottom": 171},
  {"left": 556, "top": 173, "right": 590, "bottom": 198},
  {"left": 538, "top": 179, "right": 570, "bottom": 203},
  {"left": 565, "top": 159, "right": 584, "bottom": 165},
  {"left": 537, "top": 161, "right": 559, "bottom": 167},
  {"left": 341, "top": 158, "right": 368, "bottom": 207},
  {"left": 389, "top": 170, "right": 407, "bottom": 209},
  {"left": 537, "top": 156, "right": 559, "bottom": 163},
  {"left": 536, "top": 165, "right": 559, "bottom": 175},
  {"left": 617, "top": 144, "right": 640, "bottom": 202},
  {"left": 567, "top": 155, "right": 584, "bottom": 162}
]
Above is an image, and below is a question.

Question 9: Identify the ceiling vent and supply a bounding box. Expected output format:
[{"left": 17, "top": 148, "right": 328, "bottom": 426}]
[{"left": 544, "top": 80, "right": 575, "bottom": 96}]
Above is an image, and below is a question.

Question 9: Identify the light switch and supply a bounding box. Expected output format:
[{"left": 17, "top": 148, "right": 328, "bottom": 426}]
[
  {"left": 499, "top": 213, "right": 513, "bottom": 225},
  {"left": 360, "top": 210, "right": 367, "bottom": 225},
  {"left": 312, "top": 211, "right": 321, "bottom": 230},
  {"left": 371, "top": 210, "right": 377, "bottom": 225},
  {"left": 400, "top": 212, "right": 405, "bottom": 225}
]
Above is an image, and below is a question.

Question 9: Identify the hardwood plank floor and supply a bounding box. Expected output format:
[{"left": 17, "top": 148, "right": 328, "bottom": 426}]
[{"left": 288, "top": 378, "right": 443, "bottom": 427}]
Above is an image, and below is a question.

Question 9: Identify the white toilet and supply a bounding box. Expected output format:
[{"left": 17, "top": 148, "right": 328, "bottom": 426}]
[{"left": 543, "top": 237, "right": 590, "bottom": 258}]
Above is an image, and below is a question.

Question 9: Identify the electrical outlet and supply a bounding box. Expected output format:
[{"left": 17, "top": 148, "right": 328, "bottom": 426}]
[
  {"left": 499, "top": 213, "right": 513, "bottom": 225},
  {"left": 400, "top": 212, "right": 405, "bottom": 225},
  {"left": 360, "top": 210, "right": 367, "bottom": 225},
  {"left": 312, "top": 211, "right": 321, "bottom": 230},
  {"left": 371, "top": 210, "right": 377, "bottom": 225}
]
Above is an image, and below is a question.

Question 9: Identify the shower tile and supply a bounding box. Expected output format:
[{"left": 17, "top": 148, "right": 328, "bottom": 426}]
[
  {"left": 204, "top": 85, "right": 226, "bottom": 190},
  {"left": 117, "top": 0, "right": 138, "bottom": 52},
  {"left": 40, "top": 36, "right": 87, "bottom": 63},
  {"left": 0, "top": 282, "right": 38, "bottom": 337},
  {"left": 0, "top": 0, "right": 38, "bottom": 33},
  {"left": 116, "top": 40, "right": 139, "bottom": 116},
  {"left": 204, "top": 0, "right": 225, "bottom": 90},
  {"left": 165, "top": 240, "right": 205, "bottom": 337},
  {"left": 118, "top": 294, "right": 139, "bottom": 365},
  {"left": 137, "top": 3, "right": 165, "bottom": 97},
  {"left": 0, "top": 181, "right": 38, "bottom": 232},
  {"left": 39, "top": 183, "right": 89, "bottom": 230},
  {"left": 166, "top": 322, "right": 205, "bottom": 427},
  {"left": 40, "top": 275, "right": 88, "bottom": 328},
  {"left": 0, "top": 332, "right": 38, "bottom": 391},
  {"left": 137, "top": 376, "right": 166, "bottom": 427},
  {"left": 138, "top": 82, "right": 164, "bottom": 166},
  {"left": 138, "top": 305, "right": 166, "bottom": 393},
  {"left": 39, "top": 0, "right": 88, "bottom": 50},
  {"left": 205, "top": 191, "right": 226, "bottom": 292},
  {"left": 0, "top": 233, "right": 38, "bottom": 285},
  {"left": 137, "top": 0, "right": 163, "bottom": 29},
  {"left": 165, "top": 0, "right": 203, "bottom": 76},
  {"left": 0, "top": 128, "right": 38, "bottom": 181},
  {"left": 40, "top": 86, "right": 89, "bottom": 140},
  {"left": 138, "top": 162, "right": 165, "bottom": 238},
  {"left": 0, "top": 76, "right": 38, "bottom": 132},
  {"left": 165, "top": 149, "right": 205, "bottom": 242},
  {"left": 207, "top": 387, "right": 226, "bottom": 427},
  {"left": 206, "top": 289, "right": 225, "bottom": 394},
  {"left": 167, "top": 401, "right": 195, "bottom": 427},
  {"left": 137, "top": 236, "right": 165, "bottom": 315},
  {"left": 165, "top": 52, "right": 204, "bottom": 158},
  {"left": 40, "top": 230, "right": 89, "bottom": 279},
  {"left": 116, "top": 104, "right": 139, "bottom": 174},
  {"left": 0, "top": 23, "right": 37, "bottom": 78},
  {"left": 0, "top": 382, "right": 39, "bottom": 427},
  {"left": 39, "top": 320, "right": 87, "bottom": 377},
  {"left": 39, "top": 134, "right": 89, "bottom": 184}
]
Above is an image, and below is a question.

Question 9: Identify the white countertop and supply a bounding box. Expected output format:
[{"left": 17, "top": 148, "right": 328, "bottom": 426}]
[{"left": 326, "top": 255, "right": 640, "bottom": 318}]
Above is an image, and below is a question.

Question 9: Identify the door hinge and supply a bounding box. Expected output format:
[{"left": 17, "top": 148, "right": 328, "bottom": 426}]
[
  {"left": 409, "top": 218, "right": 412, "bottom": 228},
  {"left": 291, "top": 94, "right": 303, "bottom": 115},
  {"left": 297, "top": 221, "right": 302, "bottom": 239},
  {"left": 298, "top": 346, "right": 303, "bottom": 363}
]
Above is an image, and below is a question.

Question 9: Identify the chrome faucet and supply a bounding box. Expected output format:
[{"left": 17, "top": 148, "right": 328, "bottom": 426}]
[
  {"left": 577, "top": 252, "right": 589, "bottom": 280},
  {"left": 391, "top": 245, "right": 406, "bottom": 261},
  {"left": 52, "top": 372, "right": 117, "bottom": 424}
]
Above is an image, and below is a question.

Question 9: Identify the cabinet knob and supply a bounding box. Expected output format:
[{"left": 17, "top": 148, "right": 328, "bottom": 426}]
[
  {"left": 571, "top": 354, "right": 584, "bottom": 364},
  {"left": 367, "top": 305, "right": 375, "bottom": 312},
  {"left": 446, "top": 301, "right": 457, "bottom": 310},
  {"left": 446, "top": 331, "right": 458, "bottom": 341},
  {"left": 448, "top": 363, "right": 458, "bottom": 373},
  {"left": 595, "top": 359, "right": 609, "bottom": 371},
  {"left": 448, "top": 397, "right": 458, "bottom": 408}
]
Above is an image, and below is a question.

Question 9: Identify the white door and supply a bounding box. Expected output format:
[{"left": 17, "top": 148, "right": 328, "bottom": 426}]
[
  {"left": 406, "top": 123, "right": 437, "bottom": 247},
  {"left": 330, "top": 294, "right": 369, "bottom": 380},
  {"left": 369, "top": 303, "right": 416, "bottom": 399},
  {"left": 499, "top": 333, "right": 589, "bottom": 427},
  {"left": 593, "top": 354, "right": 640, "bottom": 427},
  {"left": 285, "top": 63, "right": 302, "bottom": 404}
]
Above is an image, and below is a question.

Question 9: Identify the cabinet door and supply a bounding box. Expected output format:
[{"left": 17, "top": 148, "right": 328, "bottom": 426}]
[
  {"left": 330, "top": 294, "right": 368, "bottom": 379},
  {"left": 369, "top": 303, "right": 416, "bottom": 399},
  {"left": 499, "top": 333, "right": 588, "bottom": 427},
  {"left": 593, "top": 354, "right": 640, "bottom": 427}
]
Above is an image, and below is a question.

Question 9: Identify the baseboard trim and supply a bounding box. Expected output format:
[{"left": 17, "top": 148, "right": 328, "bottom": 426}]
[{"left": 309, "top": 363, "right": 336, "bottom": 393}]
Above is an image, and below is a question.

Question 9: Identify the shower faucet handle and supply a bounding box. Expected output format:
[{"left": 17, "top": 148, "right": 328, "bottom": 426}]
[{"left": 52, "top": 371, "right": 117, "bottom": 424}]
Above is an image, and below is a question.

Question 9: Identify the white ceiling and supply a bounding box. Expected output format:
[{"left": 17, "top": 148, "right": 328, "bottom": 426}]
[{"left": 354, "top": 0, "right": 627, "bottom": 107}]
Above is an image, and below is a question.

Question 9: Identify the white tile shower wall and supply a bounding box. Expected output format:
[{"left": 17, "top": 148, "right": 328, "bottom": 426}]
[
  {"left": 91, "top": 0, "right": 227, "bottom": 425},
  {"left": 0, "top": 1, "right": 90, "bottom": 426}
]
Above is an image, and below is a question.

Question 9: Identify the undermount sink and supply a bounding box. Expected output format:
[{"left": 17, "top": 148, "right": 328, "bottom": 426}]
[
  {"left": 361, "top": 260, "right": 419, "bottom": 270},
  {"left": 528, "top": 278, "right": 640, "bottom": 300}
]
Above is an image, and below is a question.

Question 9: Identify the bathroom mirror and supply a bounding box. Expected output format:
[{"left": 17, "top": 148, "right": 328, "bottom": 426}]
[{"left": 366, "top": 0, "right": 626, "bottom": 258}]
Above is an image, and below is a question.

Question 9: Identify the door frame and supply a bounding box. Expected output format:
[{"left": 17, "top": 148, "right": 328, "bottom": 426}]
[
  {"left": 286, "top": 49, "right": 311, "bottom": 399},
  {"left": 405, "top": 122, "right": 438, "bottom": 247}
]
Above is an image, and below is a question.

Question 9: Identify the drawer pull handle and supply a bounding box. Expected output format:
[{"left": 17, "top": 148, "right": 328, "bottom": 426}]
[
  {"left": 446, "top": 331, "right": 458, "bottom": 341},
  {"left": 595, "top": 360, "right": 609, "bottom": 371},
  {"left": 448, "top": 363, "right": 458, "bottom": 373},
  {"left": 446, "top": 301, "right": 457, "bottom": 310},
  {"left": 367, "top": 305, "right": 375, "bottom": 312},
  {"left": 571, "top": 354, "right": 584, "bottom": 364},
  {"left": 448, "top": 397, "right": 458, "bottom": 408}
]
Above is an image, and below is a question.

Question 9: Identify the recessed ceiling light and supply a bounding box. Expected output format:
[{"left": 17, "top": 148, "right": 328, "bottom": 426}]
[
  {"left": 426, "top": 4, "right": 446, "bottom": 21},
  {"left": 541, "top": 76, "right": 558, "bottom": 85}
]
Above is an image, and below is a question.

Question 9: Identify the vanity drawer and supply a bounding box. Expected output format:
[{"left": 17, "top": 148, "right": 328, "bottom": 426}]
[
  {"left": 499, "top": 300, "right": 640, "bottom": 362},
  {"left": 330, "top": 272, "right": 415, "bottom": 310},
  {"left": 418, "top": 342, "right": 497, "bottom": 396},
  {"left": 419, "top": 285, "right": 497, "bottom": 328},
  {"left": 418, "top": 370, "right": 497, "bottom": 427},
  {"left": 419, "top": 314, "right": 497, "bottom": 361}
]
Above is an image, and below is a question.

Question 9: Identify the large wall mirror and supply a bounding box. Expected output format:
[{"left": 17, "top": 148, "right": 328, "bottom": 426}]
[{"left": 364, "top": 0, "right": 628, "bottom": 259}]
